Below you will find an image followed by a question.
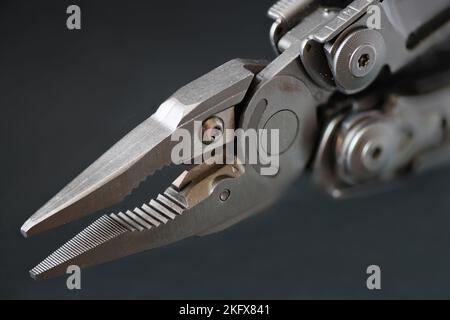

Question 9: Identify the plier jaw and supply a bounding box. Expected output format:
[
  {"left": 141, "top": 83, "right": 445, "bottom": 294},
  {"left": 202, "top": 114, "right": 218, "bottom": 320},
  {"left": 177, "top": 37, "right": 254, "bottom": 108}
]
[
  {"left": 23, "top": 59, "right": 278, "bottom": 280},
  {"left": 21, "top": 59, "right": 264, "bottom": 238}
]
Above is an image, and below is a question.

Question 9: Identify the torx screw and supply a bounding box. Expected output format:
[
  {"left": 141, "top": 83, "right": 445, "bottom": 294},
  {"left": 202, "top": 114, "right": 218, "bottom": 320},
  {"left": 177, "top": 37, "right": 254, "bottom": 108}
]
[{"left": 349, "top": 44, "right": 376, "bottom": 78}]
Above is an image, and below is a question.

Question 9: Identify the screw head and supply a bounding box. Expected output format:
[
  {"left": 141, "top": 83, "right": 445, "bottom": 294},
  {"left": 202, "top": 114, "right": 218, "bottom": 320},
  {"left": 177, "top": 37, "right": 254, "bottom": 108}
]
[
  {"left": 219, "top": 189, "right": 230, "bottom": 201},
  {"left": 349, "top": 44, "right": 376, "bottom": 78},
  {"left": 331, "top": 28, "right": 386, "bottom": 93}
]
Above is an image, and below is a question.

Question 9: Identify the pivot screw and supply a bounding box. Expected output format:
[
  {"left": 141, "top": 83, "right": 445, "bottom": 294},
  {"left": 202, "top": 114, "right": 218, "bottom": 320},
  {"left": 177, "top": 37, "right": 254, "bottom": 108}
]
[{"left": 330, "top": 28, "right": 386, "bottom": 93}]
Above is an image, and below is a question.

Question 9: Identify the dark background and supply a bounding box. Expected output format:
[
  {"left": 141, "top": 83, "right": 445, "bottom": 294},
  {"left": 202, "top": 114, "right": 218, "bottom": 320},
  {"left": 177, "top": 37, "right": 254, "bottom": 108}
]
[{"left": 1, "top": 0, "right": 450, "bottom": 299}]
